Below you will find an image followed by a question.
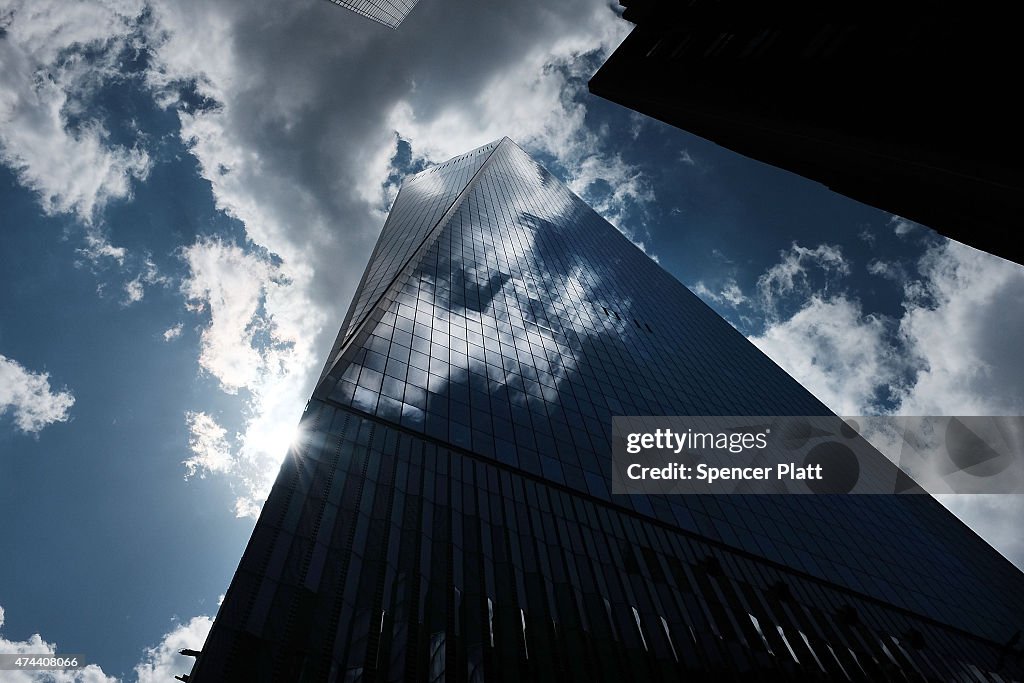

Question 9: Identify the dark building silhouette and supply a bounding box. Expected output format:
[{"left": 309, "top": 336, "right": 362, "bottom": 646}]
[
  {"left": 187, "top": 138, "right": 1024, "bottom": 681},
  {"left": 324, "top": 0, "right": 419, "bottom": 29},
  {"left": 589, "top": 1, "right": 1024, "bottom": 266}
]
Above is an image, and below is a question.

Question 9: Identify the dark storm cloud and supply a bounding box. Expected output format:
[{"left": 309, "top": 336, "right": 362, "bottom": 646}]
[{"left": 146, "top": 0, "right": 629, "bottom": 318}]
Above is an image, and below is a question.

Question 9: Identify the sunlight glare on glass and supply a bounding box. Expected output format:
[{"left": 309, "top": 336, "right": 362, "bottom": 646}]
[{"left": 267, "top": 419, "right": 304, "bottom": 458}]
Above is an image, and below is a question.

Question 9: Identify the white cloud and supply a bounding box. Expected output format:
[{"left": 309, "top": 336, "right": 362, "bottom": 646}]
[
  {"left": 893, "top": 241, "right": 1024, "bottom": 416},
  {"left": 889, "top": 215, "right": 917, "bottom": 236},
  {"left": 379, "top": 9, "right": 629, "bottom": 167},
  {"left": 0, "top": 604, "right": 118, "bottom": 682},
  {"left": 711, "top": 248, "right": 734, "bottom": 264},
  {"left": 691, "top": 281, "right": 716, "bottom": 303},
  {"left": 123, "top": 277, "right": 145, "bottom": 305},
  {"left": 76, "top": 228, "right": 126, "bottom": 267},
  {"left": 749, "top": 240, "right": 1024, "bottom": 419},
  {"left": 133, "top": 616, "right": 213, "bottom": 683},
  {"left": 76, "top": 230, "right": 170, "bottom": 307},
  {"left": 0, "top": 0, "right": 150, "bottom": 224},
  {"left": 183, "top": 410, "right": 234, "bottom": 478},
  {"left": 129, "top": 258, "right": 172, "bottom": 305},
  {"left": 866, "top": 258, "right": 906, "bottom": 282},
  {"left": 750, "top": 296, "right": 895, "bottom": 415},
  {"left": 692, "top": 279, "right": 746, "bottom": 308},
  {"left": 121, "top": 257, "right": 172, "bottom": 307},
  {"left": 757, "top": 242, "right": 850, "bottom": 314},
  {"left": 233, "top": 497, "right": 263, "bottom": 519},
  {"left": 720, "top": 281, "right": 746, "bottom": 306},
  {"left": 180, "top": 238, "right": 284, "bottom": 394},
  {"left": 1, "top": 604, "right": 215, "bottom": 683},
  {"left": 0, "top": 354, "right": 75, "bottom": 434},
  {"left": 375, "top": 5, "right": 644, "bottom": 237},
  {"left": 179, "top": 237, "right": 323, "bottom": 515},
  {"left": 1, "top": 1, "right": 166, "bottom": 315},
  {"left": 628, "top": 111, "right": 646, "bottom": 140},
  {"left": 745, "top": 239, "right": 1024, "bottom": 567},
  {"left": 163, "top": 323, "right": 184, "bottom": 342},
  {"left": 567, "top": 151, "right": 657, "bottom": 251}
]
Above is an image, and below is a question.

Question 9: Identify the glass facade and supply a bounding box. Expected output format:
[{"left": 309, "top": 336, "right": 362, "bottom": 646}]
[
  {"left": 190, "top": 139, "right": 1024, "bottom": 681},
  {"left": 324, "top": 0, "right": 420, "bottom": 29},
  {"left": 588, "top": 2, "right": 1024, "bottom": 267}
]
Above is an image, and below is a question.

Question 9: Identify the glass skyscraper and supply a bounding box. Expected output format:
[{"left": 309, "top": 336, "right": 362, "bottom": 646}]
[
  {"left": 588, "top": 1, "right": 1024, "bottom": 266},
  {"left": 187, "top": 138, "right": 1024, "bottom": 681},
  {"left": 323, "top": 0, "right": 420, "bottom": 29}
]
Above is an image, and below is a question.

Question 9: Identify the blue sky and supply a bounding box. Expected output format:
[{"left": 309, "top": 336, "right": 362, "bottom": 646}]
[{"left": 2, "top": 1, "right": 1023, "bottom": 679}]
